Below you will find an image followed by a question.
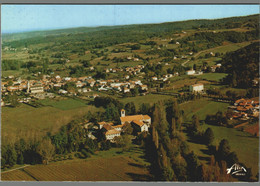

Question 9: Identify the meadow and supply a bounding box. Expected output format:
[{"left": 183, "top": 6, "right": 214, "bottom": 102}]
[
  {"left": 37, "top": 97, "right": 89, "bottom": 110},
  {"left": 1, "top": 100, "right": 101, "bottom": 145},
  {"left": 197, "top": 73, "right": 228, "bottom": 82},
  {"left": 119, "top": 94, "right": 173, "bottom": 109},
  {"left": 180, "top": 99, "right": 259, "bottom": 176}
]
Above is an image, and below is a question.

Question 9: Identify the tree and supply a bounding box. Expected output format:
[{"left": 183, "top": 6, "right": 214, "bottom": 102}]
[
  {"left": 226, "top": 151, "right": 238, "bottom": 166},
  {"left": 193, "top": 64, "right": 197, "bottom": 70},
  {"left": 218, "top": 139, "right": 231, "bottom": 161},
  {"left": 131, "top": 88, "right": 139, "bottom": 97},
  {"left": 204, "top": 128, "right": 214, "bottom": 145},
  {"left": 9, "top": 94, "right": 19, "bottom": 107},
  {"left": 6, "top": 145, "right": 17, "bottom": 167},
  {"left": 122, "top": 122, "right": 133, "bottom": 135},
  {"left": 122, "top": 135, "right": 132, "bottom": 151},
  {"left": 192, "top": 115, "right": 200, "bottom": 132},
  {"left": 186, "top": 151, "right": 200, "bottom": 181},
  {"left": 197, "top": 163, "right": 208, "bottom": 181},
  {"left": 124, "top": 102, "right": 136, "bottom": 115},
  {"left": 81, "top": 60, "right": 91, "bottom": 67},
  {"left": 17, "top": 153, "right": 24, "bottom": 165},
  {"left": 139, "top": 103, "right": 150, "bottom": 115},
  {"left": 36, "top": 138, "right": 55, "bottom": 165},
  {"left": 152, "top": 126, "right": 159, "bottom": 149}
]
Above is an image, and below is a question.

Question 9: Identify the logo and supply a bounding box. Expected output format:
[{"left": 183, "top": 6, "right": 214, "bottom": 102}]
[{"left": 226, "top": 163, "right": 247, "bottom": 176}]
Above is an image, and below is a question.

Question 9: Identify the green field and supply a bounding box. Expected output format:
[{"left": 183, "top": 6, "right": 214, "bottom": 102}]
[
  {"left": 180, "top": 99, "right": 259, "bottom": 176},
  {"left": 197, "top": 73, "right": 228, "bottom": 82},
  {"left": 1, "top": 101, "right": 101, "bottom": 145},
  {"left": 37, "top": 97, "right": 89, "bottom": 110},
  {"left": 180, "top": 98, "right": 229, "bottom": 121},
  {"left": 119, "top": 94, "right": 173, "bottom": 108}
]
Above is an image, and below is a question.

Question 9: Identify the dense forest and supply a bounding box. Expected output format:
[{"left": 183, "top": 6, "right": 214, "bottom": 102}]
[{"left": 221, "top": 42, "right": 259, "bottom": 88}]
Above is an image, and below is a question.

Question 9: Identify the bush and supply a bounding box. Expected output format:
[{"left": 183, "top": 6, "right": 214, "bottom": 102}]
[
  {"left": 81, "top": 149, "right": 91, "bottom": 158},
  {"left": 68, "top": 155, "right": 73, "bottom": 160},
  {"left": 74, "top": 152, "right": 80, "bottom": 158}
]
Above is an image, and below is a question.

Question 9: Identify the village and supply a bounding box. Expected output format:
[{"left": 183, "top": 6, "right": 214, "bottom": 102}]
[{"left": 1, "top": 59, "right": 213, "bottom": 107}]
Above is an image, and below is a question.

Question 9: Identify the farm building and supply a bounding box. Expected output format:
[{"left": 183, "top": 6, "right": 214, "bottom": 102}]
[{"left": 189, "top": 84, "right": 204, "bottom": 93}]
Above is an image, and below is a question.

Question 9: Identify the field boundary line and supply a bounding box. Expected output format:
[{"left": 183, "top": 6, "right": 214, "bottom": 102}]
[{"left": 1, "top": 164, "right": 31, "bottom": 174}]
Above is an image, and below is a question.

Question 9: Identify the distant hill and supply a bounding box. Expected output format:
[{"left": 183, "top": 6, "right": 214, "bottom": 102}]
[{"left": 2, "top": 14, "right": 259, "bottom": 45}]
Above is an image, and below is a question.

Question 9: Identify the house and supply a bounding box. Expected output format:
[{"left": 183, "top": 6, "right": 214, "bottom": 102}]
[
  {"left": 140, "top": 85, "right": 148, "bottom": 91},
  {"left": 186, "top": 70, "right": 195, "bottom": 75},
  {"left": 76, "top": 81, "right": 85, "bottom": 88},
  {"left": 123, "top": 87, "right": 130, "bottom": 93},
  {"left": 105, "top": 129, "right": 121, "bottom": 141},
  {"left": 1, "top": 99, "right": 5, "bottom": 107},
  {"left": 132, "top": 120, "right": 149, "bottom": 132},
  {"left": 29, "top": 82, "right": 44, "bottom": 94},
  {"left": 101, "top": 123, "right": 121, "bottom": 141},
  {"left": 7, "top": 86, "right": 19, "bottom": 92},
  {"left": 152, "top": 77, "right": 158, "bottom": 81},
  {"left": 190, "top": 84, "right": 204, "bottom": 93},
  {"left": 196, "top": 71, "right": 203, "bottom": 75},
  {"left": 129, "top": 84, "right": 135, "bottom": 89},
  {"left": 30, "top": 86, "right": 44, "bottom": 94},
  {"left": 120, "top": 109, "right": 151, "bottom": 127},
  {"left": 113, "top": 124, "right": 124, "bottom": 132},
  {"left": 97, "top": 121, "right": 113, "bottom": 130},
  {"left": 64, "top": 77, "right": 71, "bottom": 81},
  {"left": 58, "top": 89, "right": 68, "bottom": 94},
  {"left": 86, "top": 79, "right": 96, "bottom": 87}
]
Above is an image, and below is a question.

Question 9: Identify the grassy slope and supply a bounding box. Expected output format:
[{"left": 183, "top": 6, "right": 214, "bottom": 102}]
[
  {"left": 196, "top": 73, "right": 228, "bottom": 82},
  {"left": 180, "top": 98, "right": 259, "bottom": 176},
  {"left": 1, "top": 101, "right": 101, "bottom": 145}
]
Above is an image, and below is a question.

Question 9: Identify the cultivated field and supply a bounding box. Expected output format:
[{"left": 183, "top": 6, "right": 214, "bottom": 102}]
[{"left": 1, "top": 146, "right": 152, "bottom": 181}]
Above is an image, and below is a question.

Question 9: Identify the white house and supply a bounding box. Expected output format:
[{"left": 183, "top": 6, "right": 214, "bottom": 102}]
[
  {"left": 59, "top": 89, "right": 68, "bottom": 94},
  {"left": 186, "top": 70, "right": 196, "bottom": 75},
  {"left": 123, "top": 87, "right": 130, "bottom": 93},
  {"left": 190, "top": 84, "right": 204, "bottom": 93},
  {"left": 105, "top": 129, "right": 121, "bottom": 141},
  {"left": 132, "top": 120, "right": 149, "bottom": 132}
]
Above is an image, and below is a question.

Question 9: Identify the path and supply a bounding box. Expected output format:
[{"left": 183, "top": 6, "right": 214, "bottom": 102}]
[{"left": 1, "top": 165, "right": 31, "bottom": 174}]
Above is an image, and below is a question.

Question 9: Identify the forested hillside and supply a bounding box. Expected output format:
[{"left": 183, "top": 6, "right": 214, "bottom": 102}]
[{"left": 221, "top": 42, "right": 259, "bottom": 88}]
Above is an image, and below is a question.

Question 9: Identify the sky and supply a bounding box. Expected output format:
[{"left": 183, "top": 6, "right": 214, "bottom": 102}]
[{"left": 1, "top": 5, "right": 259, "bottom": 33}]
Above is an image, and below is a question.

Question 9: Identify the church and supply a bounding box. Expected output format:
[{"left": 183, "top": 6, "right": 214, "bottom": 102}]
[{"left": 120, "top": 109, "right": 151, "bottom": 132}]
